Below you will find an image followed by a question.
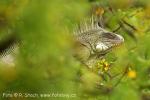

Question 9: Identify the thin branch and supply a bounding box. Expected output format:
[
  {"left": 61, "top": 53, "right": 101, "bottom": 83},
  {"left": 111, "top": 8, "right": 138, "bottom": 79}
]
[
  {"left": 121, "top": 19, "right": 137, "bottom": 31},
  {"left": 113, "top": 24, "right": 122, "bottom": 32},
  {"left": 113, "top": 65, "right": 129, "bottom": 87}
]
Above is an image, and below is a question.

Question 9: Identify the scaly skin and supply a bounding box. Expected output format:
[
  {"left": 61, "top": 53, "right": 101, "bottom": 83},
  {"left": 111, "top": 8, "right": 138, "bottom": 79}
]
[{"left": 74, "top": 16, "right": 124, "bottom": 68}]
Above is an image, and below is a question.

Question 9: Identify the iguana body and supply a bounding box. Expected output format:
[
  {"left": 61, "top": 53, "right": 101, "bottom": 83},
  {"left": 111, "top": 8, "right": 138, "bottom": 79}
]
[
  {"left": 74, "top": 16, "right": 124, "bottom": 68},
  {"left": 0, "top": 35, "right": 19, "bottom": 67}
]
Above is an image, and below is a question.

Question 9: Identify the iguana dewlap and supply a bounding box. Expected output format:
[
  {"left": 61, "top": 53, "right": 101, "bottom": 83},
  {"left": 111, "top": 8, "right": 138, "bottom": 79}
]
[{"left": 74, "top": 16, "right": 124, "bottom": 68}]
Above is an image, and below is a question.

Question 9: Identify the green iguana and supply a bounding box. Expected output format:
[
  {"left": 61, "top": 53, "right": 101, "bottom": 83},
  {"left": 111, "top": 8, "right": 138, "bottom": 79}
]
[
  {"left": 73, "top": 16, "right": 124, "bottom": 68},
  {"left": 0, "top": 35, "right": 19, "bottom": 67}
]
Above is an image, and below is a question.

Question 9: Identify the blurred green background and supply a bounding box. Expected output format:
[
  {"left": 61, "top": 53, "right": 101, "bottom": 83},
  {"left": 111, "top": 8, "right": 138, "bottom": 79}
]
[{"left": 0, "top": 0, "right": 150, "bottom": 100}]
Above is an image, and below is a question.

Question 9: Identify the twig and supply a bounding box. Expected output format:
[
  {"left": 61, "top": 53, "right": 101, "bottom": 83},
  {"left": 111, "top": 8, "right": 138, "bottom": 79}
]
[
  {"left": 121, "top": 19, "right": 137, "bottom": 31},
  {"left": 113, "top": 24, "right": 122, "bottom": 32},
  {"left": 113, "top": 65, "right": 129, "bottom": 87}
]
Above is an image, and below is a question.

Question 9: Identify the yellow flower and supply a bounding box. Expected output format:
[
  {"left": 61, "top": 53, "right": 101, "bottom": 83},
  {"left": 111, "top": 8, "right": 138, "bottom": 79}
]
[
  {"left": 95, "top": 7, "right": 104, "bottom": 16},
  {"left": 127, "top": 70, "right": 136, "bottom": 79},
  {"left": 104, "top": 66, "right": 109, "bottom": 71},
  {"left": 95, "top": 59, "right": 110, "bottom": 73},
  {"left": 104, "top": 62, "right": 109, "bottom": 67}
]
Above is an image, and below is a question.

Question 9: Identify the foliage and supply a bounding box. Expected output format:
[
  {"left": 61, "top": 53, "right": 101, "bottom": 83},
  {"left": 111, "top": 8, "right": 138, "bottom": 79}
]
[{"left": 0, "top": 0, "right": 150, "bottom": 100}]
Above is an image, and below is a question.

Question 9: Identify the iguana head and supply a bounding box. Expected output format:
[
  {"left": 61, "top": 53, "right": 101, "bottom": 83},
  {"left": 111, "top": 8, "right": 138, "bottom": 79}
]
[
  {"left": 73, "top": 16, "right": 124, "bottom": 67},
  {"left": 94, "top": 29, "right": 124, "bottom": 54}
]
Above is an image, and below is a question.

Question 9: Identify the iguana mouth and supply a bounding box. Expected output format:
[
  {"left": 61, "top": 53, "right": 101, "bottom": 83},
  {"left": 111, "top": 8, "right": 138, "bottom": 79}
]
[{"left": 112, "top": 40, "right": 124, "bottom": 47}]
